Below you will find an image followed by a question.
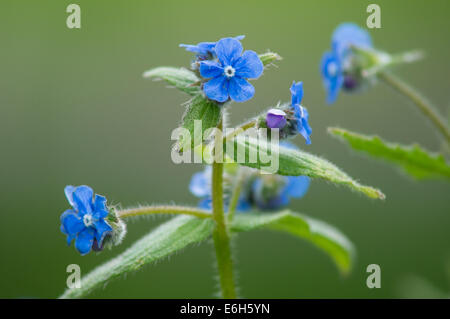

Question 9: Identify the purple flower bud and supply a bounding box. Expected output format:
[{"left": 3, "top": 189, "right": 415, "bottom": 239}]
[
  {"left": 343, "top": 75, "right": 358, "bottom": 90},
  {"left": 266, "top": 109, "right": 287, "bottom": 129}
]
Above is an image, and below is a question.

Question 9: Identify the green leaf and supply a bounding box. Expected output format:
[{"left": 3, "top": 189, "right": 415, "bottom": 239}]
[
  {"left": 60, "top": 216, "right": 214, "bottom": 299},
  {"left": 143, "top": 67, "right": 200, "bottom": 95},
  {"left": 258, "top": 52, "right": 282, "bottom": 67},
  {"left": 225, "top": 136, "right": 385, "bottom": 199},
  {"left": 179, "top": 94, "right": 222, "bottom": 151},
  {"left": 329, "top": 127, "right": 450, "bottom": 180},
  {"left": 230, "top": 211, "right": 354, "bottom": 275}
]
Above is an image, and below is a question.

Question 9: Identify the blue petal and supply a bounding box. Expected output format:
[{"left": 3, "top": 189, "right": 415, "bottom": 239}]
[
  {"left": 93, "top": 219, "right": 112, "bottom": 244},
  {"left": 198, "top": 197, "right": 212, "bottom": 210},
  {"left": 234, "top": 50, "right": 263, "bottom": 79},
  {"left": 320, "top": 51, "right": 343, "bottom": 104},
  {"left": 64, "top": 185, "right": 76, "bottom": 207},
  {"left": 179, "top": 42, "right": 215, "bottom": 55},
  {"left": 75, "top": 228, "right": 95, "bottom": 255},
  {"left": 236, "top": 198, "right": 251, "bottom": 212},
  {"left": 282, "top": 176, "right": 310, "bottom": 199},
  {"left": 215, "top": 38, "right": 243, "bottom": 66},
  {"left": 200, "top": 61, "right": 224, "bottom": 78},
  {"left": 93, "top": 194, "right": 108, "bottom": 218},
  {"left": 293, "top": 105, "right": 312, "bottom": 144},
  {"left": 332, "top": 23, "right": 372, "bottom": 59},
  {"left": 72, "top": 185, "right": 94, "bottom": 215},
  {"left": 290, "top": 81, "right": 303, "bottom": 106},
  {"left": 189, "top": 170, "right": 211, "bottom": 197},
  {"left": 61, "top": 211, "right": 85, "bottom": 235},
  {"left": 228, "top": 77, "right": 255, "bottom": 102},
  {"left": 203, "top": 76, "right": 229, "bottom": 102}
]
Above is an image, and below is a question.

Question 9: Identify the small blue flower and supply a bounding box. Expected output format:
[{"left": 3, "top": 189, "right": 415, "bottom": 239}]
[
  {"left": 199, "top": 37, "right": 264, "bottom": 103},
  {"left": 251, "top": 141, "right": 310, "bottom": 210},
  {"left": 320, "top": 23, "right": 374, "bottom": 104},
  {"left": 332, "top": 23, "right": 372, "bottom": 60},
  {"left": 320, "top": 51, "right": 344, "bottom": 104},
  {"left": 60, "top": 185, "right": 112, "bottom": 255},
  {"left": 180, "top": 35, "right": 245, "bottom": 60},
  {"left": 252, "top": 175, "right": 310, "bottom": 210},
  {"left": 290, "top": 81, "right": 312, "bottom": 144}
]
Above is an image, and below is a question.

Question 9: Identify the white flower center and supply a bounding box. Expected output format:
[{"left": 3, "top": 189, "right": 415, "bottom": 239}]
[
  {"left": 224, "top": 66, "right": 235, "bottom": 78},
  {"left": 327, "top": 62, "right": 337, "bottom": 76},
  {"left": 83, "top": 214, "right": 94, "bottom": 227}
]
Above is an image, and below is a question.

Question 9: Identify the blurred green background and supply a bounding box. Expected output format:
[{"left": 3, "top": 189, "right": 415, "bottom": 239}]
[{"left": 1, "top": 0, "right": 449, "bottom": 298}]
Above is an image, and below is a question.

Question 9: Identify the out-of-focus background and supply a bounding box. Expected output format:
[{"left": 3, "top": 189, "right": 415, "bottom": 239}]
[{"left": 1, "top": 0, "right": 449, "bottom": 298}]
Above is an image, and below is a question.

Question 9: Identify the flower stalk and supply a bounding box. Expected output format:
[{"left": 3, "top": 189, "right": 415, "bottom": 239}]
[
  {"left": 212, "top": 120, "right": 237, "bottom": 299},
  {"left": 117, "top": 205, "right": 212, "bottom": 219},
  {"left": 378, "top": 71, "right": 450, "bottom": 144}
]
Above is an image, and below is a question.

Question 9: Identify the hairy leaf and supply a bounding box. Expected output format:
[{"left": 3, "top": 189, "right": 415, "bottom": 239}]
[
  {"left": 143, "top": 67, "right": 200, "bottom": 95},
  {"left": 225, "top": 136, "right": 385, "bottom": 199},
  {"left": 329, "top": 127, "right": 450, "bottom": 180},
  {"left": 178, "top": 94, "right": 222, "bottom": 151},
  {"left": 60, "top": 216, "right": 214, "bottom": 299},
  {"left": 231, "top": 211, "right": 354, "bottom": 274}
]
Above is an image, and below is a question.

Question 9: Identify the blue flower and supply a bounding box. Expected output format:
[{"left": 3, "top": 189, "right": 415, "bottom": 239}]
[
  {"left": 199, "top": 37, "right": 264, "bottom": 103},
  {"left": 332, "top": 23, "right": 372, "bottom": 60},
  {"left": 180, "top": 35, "right": 245, "bottom": 60},
  {"left": 320, "top": 51, "right": 344, "bottom": 104},
  {"left": 251, "top": 141, "right": 310, "bottom": 210},
  {"left": 60, "top": 185, "right": 112, "bottom": 255},
  {"left": 290, "top": 81, "right": 312, "bottom": 144},
  {"left": 252, "top": 175, "right": 310, "bottom": 210},
  {"left": 320, "top": 23, "right": 374, "bottom": 104}
]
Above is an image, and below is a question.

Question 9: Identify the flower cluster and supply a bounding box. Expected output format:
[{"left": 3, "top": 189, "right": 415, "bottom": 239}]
[
  {"left": 320, "top": 23, "right": 374, "bottom": 103},
  {"left": 260, "top": 81, "right": 312, "bottom": 144},
  {"left": 60, "top": 185, "right": 126, "bottom": 255},
  {"left": 190, "top": 143, "right": 310, "bottom": 212},
  {"left": 181, "top": 36, "right": 264, "bottom": 103}
]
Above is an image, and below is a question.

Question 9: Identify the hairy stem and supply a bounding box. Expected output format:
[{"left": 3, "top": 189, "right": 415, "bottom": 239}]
[
  {"left": 212, "top": 120, "right": 237, "bottom": 299},
  {"left": 378, "top": 71, "right": 450, "bottom": 144},
  {"left": 227, "top": 168, "right": 245, "bottom": 223},
  {"left": 117, "top": 205, "right": 212, "bottom": 219},
  {"left": 224, "top": 120, "right": 257, "bottom": 142}
]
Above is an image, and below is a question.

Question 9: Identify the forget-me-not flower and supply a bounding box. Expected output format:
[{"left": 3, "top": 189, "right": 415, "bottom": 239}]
[
  {"left": 321, "top": 23, "right": 374, "bottom": 104},
  {"left": 199, "top": 37, "right": 264, "bottom": 103},
  {"left": 263, "top": 81, "right": 311, "bottom": 144},
  {"left": 250, "top": 142, "right": 310, "bottom": 210},
  {"left": 60, "top": 185, "right": 112, "bottom": 255},
  {"left": 290, "top": 81, "right": 312, "bottom": 144},
  {"left": 251, "top": 175, "right": 310, "bottom": 210}
]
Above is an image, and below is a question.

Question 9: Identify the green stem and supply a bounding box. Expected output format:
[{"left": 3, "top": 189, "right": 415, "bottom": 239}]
[
  {"left": 224, "top": 120, "right": 257, "bottom": 142},
  {"left": 378, "top": 71, "right": 450, "bottom": 144},
  {"left": 117, "top": 205, "right": 212, "bottom": 219},
  {"left": 227, "top": 168, "right": 245, "bottom": 223},
  {"left": 212, "top": 121, "right": 237, "bottom": 299}
]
